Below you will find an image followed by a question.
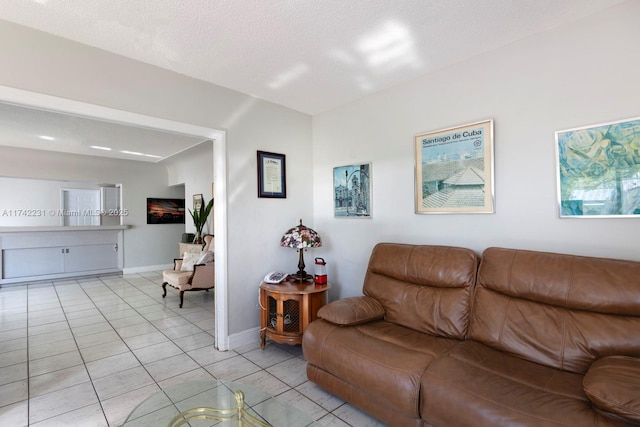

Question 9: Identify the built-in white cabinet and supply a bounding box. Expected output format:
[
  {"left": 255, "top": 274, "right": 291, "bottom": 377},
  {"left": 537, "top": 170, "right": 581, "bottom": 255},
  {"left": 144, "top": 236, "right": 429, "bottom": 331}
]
[
  {"left": 3, "top": 247, "right": 65, "bottom": 278},
  {"left": 64, "top": 243, "right": 118, "bottom": 273},
  {"left": 0, "top": 227, "right": 127, "bottom": 284}
]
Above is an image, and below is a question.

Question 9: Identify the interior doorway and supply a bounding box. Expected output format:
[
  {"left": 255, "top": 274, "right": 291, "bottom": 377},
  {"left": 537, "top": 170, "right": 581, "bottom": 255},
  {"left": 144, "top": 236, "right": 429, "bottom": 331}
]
[{"left": 0, "top": 85, "right": 229, "bottom": 351}]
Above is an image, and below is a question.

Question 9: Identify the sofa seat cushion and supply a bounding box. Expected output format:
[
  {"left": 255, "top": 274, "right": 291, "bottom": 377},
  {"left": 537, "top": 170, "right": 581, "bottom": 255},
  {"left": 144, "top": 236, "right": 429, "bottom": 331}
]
[
  {"left": 583, "top": 355, "right": 640, "bottom": 423},
  {"left": 303, "top": 318, "right": 461, "bottom": 418},
  {"left": 163, "top": 269, "right": 194, "bottom": 290},
  {"left": 421, "top": 341, "right": 629, "bottom": 427}
]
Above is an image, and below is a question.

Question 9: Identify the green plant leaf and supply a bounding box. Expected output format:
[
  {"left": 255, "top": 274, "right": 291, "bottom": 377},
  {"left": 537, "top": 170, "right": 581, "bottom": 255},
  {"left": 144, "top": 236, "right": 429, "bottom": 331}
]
[{"left": 188, "top": 198, "right": 213, "bottom": 233}]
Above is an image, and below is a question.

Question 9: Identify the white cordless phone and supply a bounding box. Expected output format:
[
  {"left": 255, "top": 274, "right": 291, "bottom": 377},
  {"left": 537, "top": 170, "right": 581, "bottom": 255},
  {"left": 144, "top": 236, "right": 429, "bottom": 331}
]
[{"left": 263, "top": 271, "right": 286, "bottom": 283}]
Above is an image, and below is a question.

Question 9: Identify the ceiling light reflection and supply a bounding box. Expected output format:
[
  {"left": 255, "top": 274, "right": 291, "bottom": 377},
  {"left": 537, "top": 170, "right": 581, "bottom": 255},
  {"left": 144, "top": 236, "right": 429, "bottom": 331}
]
[
  {"left": 121, "top": 150, "right": 162, "bottom": 159},
  {"left": 328, "top": 49, "right": 357, "bottom": 65},
  {"left": 38, "top": 135, "right": 55, "bottom": 141},
  {"left": 356, "top": 21, "right": 420, "bottom": 70},
  {"left": 267, "top": 64, "right": 309, "bottom": 90},
  {"left": 89, "top": 145, "right": 112, "bottom": 151}
]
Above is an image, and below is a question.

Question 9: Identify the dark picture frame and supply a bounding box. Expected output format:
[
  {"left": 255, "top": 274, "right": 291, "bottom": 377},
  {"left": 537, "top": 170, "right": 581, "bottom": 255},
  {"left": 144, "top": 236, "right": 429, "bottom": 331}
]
[
  {"left": 146, "top": 198, "right": 185, "bottom": 224},
  {"left": 257, "top": 150, "right": 286, "bottom": 198}
]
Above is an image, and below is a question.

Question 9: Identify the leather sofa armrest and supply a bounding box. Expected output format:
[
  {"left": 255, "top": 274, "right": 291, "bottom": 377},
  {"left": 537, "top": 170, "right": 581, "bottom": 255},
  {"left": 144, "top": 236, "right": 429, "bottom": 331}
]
[
  {"left": 318, "top": 296, "right": 385, "bottom": 326},
  {"left": 583, "top": 355, "right": 640, "bottom": 424},
  {"left": 191, "top": 261, "right": 215, "bottom": 288}
]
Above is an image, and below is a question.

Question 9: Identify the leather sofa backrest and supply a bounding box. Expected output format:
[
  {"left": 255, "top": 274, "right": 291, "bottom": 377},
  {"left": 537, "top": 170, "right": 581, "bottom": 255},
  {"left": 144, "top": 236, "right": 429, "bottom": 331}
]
[
  {"left": 363, "top": 243, "right": 479, "bottom": 339},
  {"left": 469, "top": 247, "right": 640, "bottom": 374}
]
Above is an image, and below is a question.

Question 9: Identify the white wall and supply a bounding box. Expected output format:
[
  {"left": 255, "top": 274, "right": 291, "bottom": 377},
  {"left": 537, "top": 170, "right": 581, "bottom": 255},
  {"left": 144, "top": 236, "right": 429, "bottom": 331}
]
[
  {"left": 164, "top": 141, "right": 214, "bottom": 239},
  {"left": 0, "top": 146, "right": 185, "bottom": 267},
  {"left": 0, "top": 20, "right": 312, "bottom": 336},
  {"left": 312, "top": 1, "right": 640, "bottom": 299},
  {"left": 0, "top": 177, "right": 102, "bottom": 227}
]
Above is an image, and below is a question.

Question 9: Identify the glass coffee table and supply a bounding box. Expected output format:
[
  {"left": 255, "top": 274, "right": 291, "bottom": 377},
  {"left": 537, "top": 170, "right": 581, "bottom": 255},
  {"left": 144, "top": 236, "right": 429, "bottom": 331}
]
[{"left": 122, "top": 380, "right": 319, "bottom": 427}]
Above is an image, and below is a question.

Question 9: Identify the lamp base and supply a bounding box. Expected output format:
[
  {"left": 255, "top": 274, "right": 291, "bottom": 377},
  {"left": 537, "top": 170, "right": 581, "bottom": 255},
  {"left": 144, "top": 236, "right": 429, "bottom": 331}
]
[
  {"left": 288, "top": 248, "right": 314, "bottom": 282},
  {"left": 288, "top": 272, "right": 314, "bottom": 282}
]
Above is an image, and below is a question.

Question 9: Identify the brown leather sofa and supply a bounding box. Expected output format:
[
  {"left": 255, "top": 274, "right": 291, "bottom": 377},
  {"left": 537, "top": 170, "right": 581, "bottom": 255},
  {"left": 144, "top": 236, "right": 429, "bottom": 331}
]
[{"left": 302, "top": 243, "right": 640, "bottom": 426}]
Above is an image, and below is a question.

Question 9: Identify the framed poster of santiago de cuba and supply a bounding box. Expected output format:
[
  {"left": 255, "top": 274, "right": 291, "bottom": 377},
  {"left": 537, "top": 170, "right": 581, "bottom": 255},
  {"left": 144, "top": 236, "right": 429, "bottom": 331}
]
[{"left": 414, "top": 119, "right": 495, "bottom": 214}]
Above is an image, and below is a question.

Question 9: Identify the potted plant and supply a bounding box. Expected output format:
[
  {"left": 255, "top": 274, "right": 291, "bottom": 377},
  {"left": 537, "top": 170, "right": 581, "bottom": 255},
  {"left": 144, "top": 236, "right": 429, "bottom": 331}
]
[{"left": 189, "top": 198, "right": 213, "bottom": 244}]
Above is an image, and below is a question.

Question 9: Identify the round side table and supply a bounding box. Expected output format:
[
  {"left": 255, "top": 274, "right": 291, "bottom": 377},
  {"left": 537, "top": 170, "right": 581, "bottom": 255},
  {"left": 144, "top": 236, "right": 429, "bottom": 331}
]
[{"left": 259, "top": 280, "right": 330, "bottom": 348}]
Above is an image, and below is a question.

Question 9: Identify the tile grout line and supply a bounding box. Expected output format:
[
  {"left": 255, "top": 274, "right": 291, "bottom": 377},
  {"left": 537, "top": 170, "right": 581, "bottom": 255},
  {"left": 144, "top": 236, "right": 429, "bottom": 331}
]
[
  {"left": 25, "top": 284, "right": 31, "bottom": 427},
  {"left": 88, "top": 273, "right": 221, "bottom": 421},
  {"left": 5, "top": 273, "right": 367, "bottom": 426},
  {"left": 51, "top": 278, "right": 110, "bottom": 426}
]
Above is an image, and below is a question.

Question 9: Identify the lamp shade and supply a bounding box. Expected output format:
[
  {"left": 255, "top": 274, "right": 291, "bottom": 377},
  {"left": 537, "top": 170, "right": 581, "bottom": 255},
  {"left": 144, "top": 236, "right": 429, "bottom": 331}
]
[{"left": 280, "top": 219, "right": 322, "bottom": 249}]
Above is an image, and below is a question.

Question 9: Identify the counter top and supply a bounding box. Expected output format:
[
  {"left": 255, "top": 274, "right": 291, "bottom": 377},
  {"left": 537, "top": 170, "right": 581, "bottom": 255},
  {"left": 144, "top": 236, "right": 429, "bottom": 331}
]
[{"left": 0, "top": 225, "right": 131, "bottom": 233}]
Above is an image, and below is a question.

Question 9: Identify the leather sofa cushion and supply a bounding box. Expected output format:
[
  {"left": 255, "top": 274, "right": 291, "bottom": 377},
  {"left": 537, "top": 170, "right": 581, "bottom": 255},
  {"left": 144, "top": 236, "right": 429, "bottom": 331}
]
[
  {"left": 303, "top": 318, "right": 461, "bottom": 418},
  {"left": 317, "top": 296, "right": 385, "bottom": 326},
  {"left": 363, "top": 243, "right": 478, "bottom": 339},
  {"left": 583, "top": 355, "right": 640, "bottom": 423},
  {"left": 421, "top": 340, "right": 628, "bottom": 426},
  {"left": 470, "top": 247, "right": 640, "bottom": 374}
]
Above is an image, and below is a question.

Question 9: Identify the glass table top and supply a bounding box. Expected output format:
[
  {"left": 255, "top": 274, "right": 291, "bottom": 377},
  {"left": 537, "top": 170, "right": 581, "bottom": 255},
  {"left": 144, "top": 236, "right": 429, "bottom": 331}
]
[{"left": 122, "top": 379, "right": 320, "bottom": 427}]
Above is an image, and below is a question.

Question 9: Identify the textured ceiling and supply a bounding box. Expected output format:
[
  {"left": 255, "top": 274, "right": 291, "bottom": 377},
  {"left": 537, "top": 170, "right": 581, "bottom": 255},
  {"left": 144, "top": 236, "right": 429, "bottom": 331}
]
[
  {"left": 0, "top": 0, "right": 626, "bottom": 115},
  {"left": 0, "top": 0, "right": 627, "bottom": 162}
]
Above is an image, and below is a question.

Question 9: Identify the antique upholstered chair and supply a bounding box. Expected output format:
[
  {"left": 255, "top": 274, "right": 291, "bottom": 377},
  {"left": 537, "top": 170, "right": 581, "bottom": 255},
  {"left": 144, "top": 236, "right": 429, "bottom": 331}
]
[{"left": 162, "top": 234, "right": 214, "bottom": 308}]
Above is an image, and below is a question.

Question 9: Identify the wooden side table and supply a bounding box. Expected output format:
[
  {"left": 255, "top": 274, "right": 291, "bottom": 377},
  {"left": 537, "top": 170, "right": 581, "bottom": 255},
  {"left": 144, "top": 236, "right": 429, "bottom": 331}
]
[{"left": 259, "top": 281, "right": 330, "bottom": 348}]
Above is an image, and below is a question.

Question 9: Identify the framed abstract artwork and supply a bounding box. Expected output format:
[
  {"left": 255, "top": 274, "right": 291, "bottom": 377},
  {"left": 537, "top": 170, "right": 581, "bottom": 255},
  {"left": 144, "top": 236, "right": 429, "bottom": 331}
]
[{"left": 556, "top": 116, "right": 640, "bottom": 217}]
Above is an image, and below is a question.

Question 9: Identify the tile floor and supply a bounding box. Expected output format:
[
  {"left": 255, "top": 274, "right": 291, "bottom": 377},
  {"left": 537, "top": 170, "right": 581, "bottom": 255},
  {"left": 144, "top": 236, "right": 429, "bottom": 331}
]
[{"left": 0, "top": 271, "right": 385, "bottom": 426}]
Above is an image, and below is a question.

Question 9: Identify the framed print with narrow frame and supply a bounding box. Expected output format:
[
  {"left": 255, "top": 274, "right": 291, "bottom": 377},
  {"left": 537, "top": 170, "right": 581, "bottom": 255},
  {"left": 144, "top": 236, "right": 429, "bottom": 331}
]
[
  {"left": 193, "top": 193, "right": 203, "bottom": 210},
  {"left": 257, "top": 151, "right": 286, "bottom": 198},
  {"left": 556, "top": 116, "right": 640, "bottom": 218},
  {"left": 146, "top": 198, "right": 185, "bottom": 224},
  {"left": 333, "top": 163, "right": 372, "bottom": 218},
  {"left": 415, "top": 119, "right": 494, "bottom": 214}
]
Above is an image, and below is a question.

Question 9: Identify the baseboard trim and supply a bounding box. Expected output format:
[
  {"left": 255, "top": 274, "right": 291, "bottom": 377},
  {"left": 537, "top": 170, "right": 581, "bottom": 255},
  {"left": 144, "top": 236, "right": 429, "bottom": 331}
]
[
  {"left": 0, "top": 269, "right": 121, "bottom": 285},
  {"left": 123, "top": 264, "right": 173, "bottom": 274},
  {"left": 227, "top": 326, "right": 261, "bottom": 350}
]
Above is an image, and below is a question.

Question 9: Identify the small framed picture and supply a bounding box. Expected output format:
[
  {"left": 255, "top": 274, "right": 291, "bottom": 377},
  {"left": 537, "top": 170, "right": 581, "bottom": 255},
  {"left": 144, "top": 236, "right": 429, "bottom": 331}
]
[
  {"left": 333, "top": 163, "right": 372, "bottom": 218},
  {"left": 257, "top": 151, "right": 286, "bottom": 198},
  {"left": 146, "top": 198, "right": 185, "bottom": 224},
  {"left": 193, "top": 194, "right": 203, "bottom": 211}
]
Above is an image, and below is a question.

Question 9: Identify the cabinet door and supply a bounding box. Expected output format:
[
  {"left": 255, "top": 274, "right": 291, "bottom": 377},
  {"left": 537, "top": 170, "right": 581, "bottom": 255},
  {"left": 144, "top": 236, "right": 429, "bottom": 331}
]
[
  {"left": 101, "top": 186, "right": 120, "bottom": 211},
  {"left": 64, "top": 244, "right": 118, "bottom": 273},
  {"left": 62, "top": 189, "right": 100, "bottom": 226},
  {"left": 267, "top": 294, "right": 302, "bottom": 334},
  {"left": 2, "top": 247, "right": 65, "bottom": 278}
]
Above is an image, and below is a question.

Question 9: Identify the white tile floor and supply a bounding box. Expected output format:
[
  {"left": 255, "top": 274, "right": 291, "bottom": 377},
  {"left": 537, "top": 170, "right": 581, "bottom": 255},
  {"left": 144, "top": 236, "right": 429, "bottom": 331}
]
[{"left": 0, "top": 271, "right": 385, "bottom": 426}]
